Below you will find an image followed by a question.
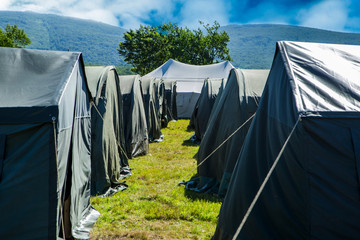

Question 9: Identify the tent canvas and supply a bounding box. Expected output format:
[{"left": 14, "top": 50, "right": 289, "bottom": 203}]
[
  {"left": 145, "top": 59, "right": 234, "bottom": 118},
  {"left": 85, "top": 66, "right": 129, "bottom": 196},
  {"left": 187, "top": 69, "right": 269, "bottom": 196},
  {"left": 164, "top": 80, "right": 177, "bottom": 121},
  {"left": 0, "top": 47, "right": 99, "bottom": 239},
  {"left": 119, "top": 74, "right": 149, "bottom": 158},
  {"left": 214, "top": 41, "right": 360, "bottom": 239},
  {"left": 141, "top": 77, "right": 164, "bottom": 142},
  {"left": 189, "top": 77, "right": 226, "bottom": 140},
  {"left": 154, "top": 78, "right": 168, "bottom": 128}
]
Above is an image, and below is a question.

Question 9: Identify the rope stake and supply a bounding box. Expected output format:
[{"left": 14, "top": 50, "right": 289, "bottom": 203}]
[{"left": 232, "top": 115, "right": 301, "bottom": 240}]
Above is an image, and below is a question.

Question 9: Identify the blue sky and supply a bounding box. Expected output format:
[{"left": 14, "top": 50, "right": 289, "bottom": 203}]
[{"left": 1, "top": 0, "right": 360, "bottom": 33}]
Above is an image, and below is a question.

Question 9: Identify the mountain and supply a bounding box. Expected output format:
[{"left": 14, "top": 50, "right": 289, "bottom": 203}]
[
  {"left": 222, "top": 24, "right": 360, "bottom": 68},
  {"left": 1, "top": 11, "right": 360, "bottom": 68},
  {"left": 0, "top": 11, "right": 127, "bottom": 65}
]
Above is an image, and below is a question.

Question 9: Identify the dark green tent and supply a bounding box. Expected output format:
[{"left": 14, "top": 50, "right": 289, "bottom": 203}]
[
  {"left": 189, "top": 78, "right": 226, "bottom": 141},
  {"left": 153, "top": 78, "right": 168, "bottom": 128},
  {"left": 85, "top": 66, "right": 129, "bottom": 196},
  {"left": 164, "top": 80, "right": 177, "bottom": 121},
  {"left": 0, "top": 47, "right": 99, "bottom": 239},
  {"left": 186, "top": 69, "right": 269, "bottom": 196},
  {"left": 119, "top": 74, "right": 149, "bottom": 158},
  {"left": 214, "top": 41, "right": 360, "bottom": 240},
  {"left": 141, "top": 77, "right": 164, "bottom": 142}
]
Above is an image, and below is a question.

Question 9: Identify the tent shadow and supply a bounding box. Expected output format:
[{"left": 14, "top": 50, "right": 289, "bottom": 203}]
[
  {"left": 181, "top": 174, "right": 223, "bottom": 203},
  {"left": 182, "top": 139, "right": 200, "bottom": 146},
  {"left": 184, "top": 188, "right": 223, "bottom": 203},
  {"left": 186, "top": 125, "right": 194, "bottom": 132}
]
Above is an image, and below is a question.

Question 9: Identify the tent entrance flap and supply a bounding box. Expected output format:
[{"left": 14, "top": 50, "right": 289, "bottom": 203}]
[{"left": 0, "top": 135, "right": 5, "bottom": 181}]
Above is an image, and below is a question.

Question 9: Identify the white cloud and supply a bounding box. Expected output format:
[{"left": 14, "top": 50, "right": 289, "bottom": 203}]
[
  {"left": 0, "top": 0, "right": 182, "bottom": 28},
  {"left": 109, "top": 0, "right": 178, "bottom": 28},
  {"left": 67, "top": 9, "right": 119, "bottom": 26},
  {"left": 0, "top": 0, "right": 12, "bottom": 9},
  {"left": 297, "top": 0, "right": 350, "bottom": 32}
]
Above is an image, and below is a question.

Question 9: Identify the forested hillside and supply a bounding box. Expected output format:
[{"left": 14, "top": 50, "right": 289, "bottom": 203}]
[
  {"left": 222, "top": 24, "right": 360, "bottom": 68},
  {"left": 1, "top": 11, "right": 360, "bottom": 69},
  {"left": 0, "top": 11, "right": 127, "bottom": 65}
]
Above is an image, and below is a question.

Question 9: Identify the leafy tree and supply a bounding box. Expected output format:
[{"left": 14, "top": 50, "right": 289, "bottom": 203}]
[
  {"left": 0, "top": 24, "right": 31, "bottom": 48},
  {"left": 118, "top": 21, "right": 232, "bottom": 75}
]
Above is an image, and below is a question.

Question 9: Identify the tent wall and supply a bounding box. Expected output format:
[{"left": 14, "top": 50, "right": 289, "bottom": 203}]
[
  {"left": 65, "top": 60, "right": 98, "bottom": 239},
  {"left": 188, "top": 69, "right": 268, "bottom": 196},
  {"left": 175, "top": 81, "right": 203, "bottom": 118},
  {"left": 190, "top": 78, "right": 225, "bottom": 140},
  {"left": 154, "top": 78, "right": 168, "bottom": 128},
  {"left": 141, "top": 77, "right": 163, "bottom": 142},
  {"left": 0, "top": 123, "right": 57, "bottom": 239},
  {"left": 164, "top": 80, "right": 177, "bottom": 121},
  {"left": 119, "top": 75, "right": 149, "bottom": 158},
  {"left": 85, "top": 66, "right": 129, "bottom": 196}
]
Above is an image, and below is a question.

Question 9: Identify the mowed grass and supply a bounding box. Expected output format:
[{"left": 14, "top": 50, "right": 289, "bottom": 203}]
[{"left": 90, "top": 119, "right": 223, "bottom": 240}]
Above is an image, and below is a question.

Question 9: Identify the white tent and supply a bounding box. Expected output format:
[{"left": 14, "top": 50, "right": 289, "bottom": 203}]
[{"left": 145, "top": 59, "right": 234, "bottom": 118}]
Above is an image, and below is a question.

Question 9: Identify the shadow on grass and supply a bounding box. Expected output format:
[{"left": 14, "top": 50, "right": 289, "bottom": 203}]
[
  {"left": 181, "top": 174, "right": 223, "bottom": 203},
  {"left": 186, "top": 124, "right": 194, "bottom": 132},
  {"left": 184, "top": 188, "right": 223, "bottom": 203},
  {"left": 182, "top": 139, "right": 200, "bottom": 146}
]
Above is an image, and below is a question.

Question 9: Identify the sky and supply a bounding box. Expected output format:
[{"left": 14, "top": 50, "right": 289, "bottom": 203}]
[{"left": 1, "top": 0, "right": 360, "bottom": 33}]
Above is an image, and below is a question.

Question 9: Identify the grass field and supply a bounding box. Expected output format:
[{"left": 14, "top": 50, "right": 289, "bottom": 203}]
[{"left": 90, "top": 119, "right": 223, "bottom": 240}]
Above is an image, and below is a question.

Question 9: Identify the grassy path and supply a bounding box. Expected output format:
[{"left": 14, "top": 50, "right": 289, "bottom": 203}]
[{"left": 90, "top": 120, "right": 222, "bottom": 240}]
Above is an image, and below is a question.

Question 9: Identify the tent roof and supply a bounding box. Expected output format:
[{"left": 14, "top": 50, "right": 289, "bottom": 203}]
[
  {"left": 0, "top": 47, "right": 83, "bottom": 108},
  {"left": 118, "top": 74, "right": 140, "bottom": 95},
  {"left": 239, "top": 69, "right": 270, "bottom": 98},
  {"left": 144, "top": 59, "right": 234, "bottom": 81},
  {"left": 85, "top": 65, "right": 117, "bottom": 99},
  {"left": 279, "top": 41, "right": 360, "bottom": 114}
]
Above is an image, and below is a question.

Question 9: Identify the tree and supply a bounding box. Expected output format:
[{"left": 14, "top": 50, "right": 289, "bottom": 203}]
[
  {"left": 118, "top": 21, "right": 232, "bottom": 75},
  {"left": 0, "top": 24, "right": 31, "bottom": 48}
]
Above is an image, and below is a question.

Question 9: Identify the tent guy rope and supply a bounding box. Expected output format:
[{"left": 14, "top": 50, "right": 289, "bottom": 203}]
[
  {"left": 91, "top": 102, "right": 129, "bottom": 161},
  {"left": 166, "top": 113, "right": 256, "bottom": 196},
  {"left": 197, "top": 113, "right": 255, "bottom": 169},
  {"left": 231, "top": 115, "right": 301, "bottom": 240}
]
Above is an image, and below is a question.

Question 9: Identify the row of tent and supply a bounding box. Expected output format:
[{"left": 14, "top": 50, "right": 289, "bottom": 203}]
[
  {"left": 181, "top": 41, "right": 360, "bottom": 239},
  {"left": 4, "top": 40, "right": 360, "bottom": 239},
  {"left": 0, "top": 47, "right": 180, "bottom": 239},
  {"left": 0, "top": 44, "right": 236, "bottom": 239}
]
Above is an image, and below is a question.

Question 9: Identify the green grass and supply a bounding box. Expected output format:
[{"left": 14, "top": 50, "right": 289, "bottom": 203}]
[{"left": 90, "top": 120, "right": 222, "bottom": 240}]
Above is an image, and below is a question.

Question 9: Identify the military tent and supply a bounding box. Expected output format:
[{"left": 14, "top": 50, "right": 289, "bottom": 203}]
[
  {"left": 187, "top": 69, "right": 269, "bottom": 196},
  {"left": 164, "top": 80, "right": 177, "bottom": 121},
  {"left": 214, "top": 41, "right": 360, "bottom": 240},
  {"left": 189, "top": 77, "right": 226, "bottom": 140},
  {"left": 119, "top": 74, "right": 149, "bottom": 158},
  {"left": 145, "top": 59, "right": 234, "bottom": 118},
  {"left": 0, "top": 47, "right": 99, "bottom": 239},
  {"left": 154, "top": 78, "right": 168, "bottom": 128},
  {"left": 141, "top": 77, "right": 164, "bottom": 142},
  {"left": 85, "top": 66, "right": 129, "bottom": 196}
]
